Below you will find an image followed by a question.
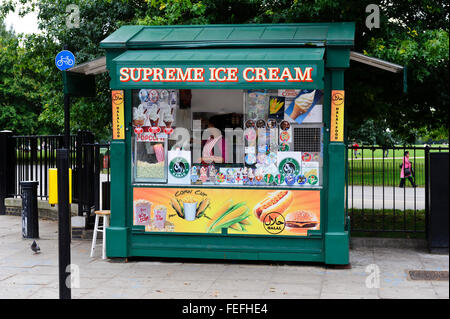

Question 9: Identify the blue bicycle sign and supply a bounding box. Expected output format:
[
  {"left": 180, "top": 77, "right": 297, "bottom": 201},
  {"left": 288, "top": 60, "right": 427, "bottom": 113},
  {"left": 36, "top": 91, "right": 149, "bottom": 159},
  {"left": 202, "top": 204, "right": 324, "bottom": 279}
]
[{"left": 55, "top": 50, "right": 75, "bottom": 71}]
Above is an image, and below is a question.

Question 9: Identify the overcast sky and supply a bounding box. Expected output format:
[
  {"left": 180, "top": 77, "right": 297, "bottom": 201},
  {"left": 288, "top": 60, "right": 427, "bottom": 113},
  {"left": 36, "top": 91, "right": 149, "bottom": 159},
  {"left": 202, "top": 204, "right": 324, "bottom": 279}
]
[{"left": 2, "top": 1, "right": 41, "bottom": 35}]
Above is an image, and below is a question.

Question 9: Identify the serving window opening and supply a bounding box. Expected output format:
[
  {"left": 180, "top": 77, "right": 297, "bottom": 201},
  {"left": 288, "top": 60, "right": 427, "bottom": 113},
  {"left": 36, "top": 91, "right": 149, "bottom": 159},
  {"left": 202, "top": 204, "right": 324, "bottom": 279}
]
[{"left": 131, "top": 88, "right": 324, "bottom": 188}]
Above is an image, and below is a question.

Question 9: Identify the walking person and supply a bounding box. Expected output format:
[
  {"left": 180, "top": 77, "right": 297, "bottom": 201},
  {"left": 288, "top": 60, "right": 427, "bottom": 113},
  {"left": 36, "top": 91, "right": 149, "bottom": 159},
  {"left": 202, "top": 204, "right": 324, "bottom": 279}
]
[
  {"left": 352, "top": 140, "right": 359, "bottom": 159},
  {"left": 399, "top": 151, "right": 416, "bottom": 188}
]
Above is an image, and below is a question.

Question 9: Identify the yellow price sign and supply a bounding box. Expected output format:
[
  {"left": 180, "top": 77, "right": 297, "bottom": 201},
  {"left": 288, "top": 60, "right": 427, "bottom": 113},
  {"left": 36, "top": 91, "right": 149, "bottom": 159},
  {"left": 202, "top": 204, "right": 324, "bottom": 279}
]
[
  {"left": 112, "top": 90, "right": 125, "bottom": 140},
  {"left": 330, "top": 90, "right": 345, "bottom": 142}
]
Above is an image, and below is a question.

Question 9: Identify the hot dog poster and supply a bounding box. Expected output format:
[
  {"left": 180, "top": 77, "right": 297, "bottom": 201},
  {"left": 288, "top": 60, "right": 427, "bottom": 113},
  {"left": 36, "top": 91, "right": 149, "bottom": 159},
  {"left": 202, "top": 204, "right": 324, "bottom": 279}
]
[{"left": 133, "top": 187, "right": 320, "bottom": 236}]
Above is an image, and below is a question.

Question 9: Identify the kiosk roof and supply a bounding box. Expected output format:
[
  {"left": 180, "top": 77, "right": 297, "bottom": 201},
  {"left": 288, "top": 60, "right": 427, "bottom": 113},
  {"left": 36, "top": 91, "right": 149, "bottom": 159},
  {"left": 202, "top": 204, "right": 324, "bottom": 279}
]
[{"left": 100, "top": 23, "right": 355, "bottom": 50}]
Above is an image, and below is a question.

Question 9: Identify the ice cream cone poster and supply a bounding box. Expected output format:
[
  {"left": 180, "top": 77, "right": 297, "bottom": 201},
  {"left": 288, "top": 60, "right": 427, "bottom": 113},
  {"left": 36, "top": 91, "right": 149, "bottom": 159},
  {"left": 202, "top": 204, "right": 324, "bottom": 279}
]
[
  {"left": 284, "top": 90, "right": 323, "bottom": 124},
  {"left": 133, "top": 187, "right": 320, "bottom": 236},
  {"left": 330, "top": 90, "right": 345, "bottom": 142},
  {"left": 132, "top": 89, "right": 178, "bottom": 139}
]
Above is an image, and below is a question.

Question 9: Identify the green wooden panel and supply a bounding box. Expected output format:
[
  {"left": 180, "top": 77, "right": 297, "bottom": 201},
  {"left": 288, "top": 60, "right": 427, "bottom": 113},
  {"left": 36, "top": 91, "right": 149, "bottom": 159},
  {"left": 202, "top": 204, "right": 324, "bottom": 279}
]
[
  {"left": 63, "top": 71, "right": 96, "bottom": 97},
  {"left": 129, "top": 232, "right": 324, "bottom": 262},
  {"left": 110, "top": 48, "right": 324, "bottom": 90},
  {"left": 113, "top": 47, "right": 324, "bottom": 62},
  {"left": 100, "top": 23, "right": 355, "bottom": 49}
]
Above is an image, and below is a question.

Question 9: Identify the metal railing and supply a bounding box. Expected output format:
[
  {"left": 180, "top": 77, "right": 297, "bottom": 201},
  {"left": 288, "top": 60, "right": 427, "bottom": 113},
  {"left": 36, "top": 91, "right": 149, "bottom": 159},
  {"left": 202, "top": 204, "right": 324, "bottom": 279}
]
[
  {"left": 12, "top": 134, "right": 77, "bottom": 200},
  {"left": 77, "top": 141, "right": 110, "bottom": 227},
  {"left": 346, "top": 145, "right": 449, "bottom": 237}
]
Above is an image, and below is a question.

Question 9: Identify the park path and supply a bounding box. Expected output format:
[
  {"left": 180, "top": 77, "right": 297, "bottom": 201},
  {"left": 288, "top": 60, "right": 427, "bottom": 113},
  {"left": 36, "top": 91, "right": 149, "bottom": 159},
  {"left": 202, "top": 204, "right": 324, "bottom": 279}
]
[
  {"left": 350, "top": 157, "right": 425, "bottom": 161},
  {"left": 348, "top": 186, "right": 425, "bottom": 210}
]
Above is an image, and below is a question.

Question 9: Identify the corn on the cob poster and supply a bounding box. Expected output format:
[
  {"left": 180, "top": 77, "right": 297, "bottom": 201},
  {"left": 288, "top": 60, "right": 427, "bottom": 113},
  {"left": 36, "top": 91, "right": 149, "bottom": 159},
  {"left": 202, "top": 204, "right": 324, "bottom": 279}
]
[
  {"left": 268, "top": 96, "right": 285, "bottom": 120},
  {"left": 133, "top": 187, "right": 320, "bottom": 236}
]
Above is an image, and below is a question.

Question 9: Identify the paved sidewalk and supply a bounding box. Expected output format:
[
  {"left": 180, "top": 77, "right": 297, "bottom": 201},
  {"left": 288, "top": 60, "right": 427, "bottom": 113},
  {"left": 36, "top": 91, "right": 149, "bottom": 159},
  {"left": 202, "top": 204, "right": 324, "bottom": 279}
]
[{"left": 0, "top": 215, "right": 448, "bottom": 299}]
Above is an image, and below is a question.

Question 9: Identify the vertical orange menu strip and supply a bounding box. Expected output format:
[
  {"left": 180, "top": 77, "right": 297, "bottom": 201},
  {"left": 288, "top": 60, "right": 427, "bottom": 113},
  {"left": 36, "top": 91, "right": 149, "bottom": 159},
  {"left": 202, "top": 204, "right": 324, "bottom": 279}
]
[
  {"left": 330, "top": 90, "right": 345, "bottom": 142},
  {"left": 112, "top": 90, "right": 125, "bottom": 140}
]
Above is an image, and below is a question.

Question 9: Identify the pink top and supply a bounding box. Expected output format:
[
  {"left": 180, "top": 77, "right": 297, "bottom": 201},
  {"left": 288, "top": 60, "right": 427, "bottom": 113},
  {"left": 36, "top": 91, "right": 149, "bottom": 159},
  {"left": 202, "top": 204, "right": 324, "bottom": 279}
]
[{"left": 400, "top": 157, "right": 412, "bottom": 178}]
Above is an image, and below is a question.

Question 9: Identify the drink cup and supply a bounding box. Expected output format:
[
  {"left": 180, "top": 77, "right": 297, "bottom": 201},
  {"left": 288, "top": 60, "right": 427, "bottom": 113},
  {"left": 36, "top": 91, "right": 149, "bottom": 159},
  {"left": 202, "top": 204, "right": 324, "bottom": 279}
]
[{"left": 183, "top": 202, "right": 197, "bottom": 221}]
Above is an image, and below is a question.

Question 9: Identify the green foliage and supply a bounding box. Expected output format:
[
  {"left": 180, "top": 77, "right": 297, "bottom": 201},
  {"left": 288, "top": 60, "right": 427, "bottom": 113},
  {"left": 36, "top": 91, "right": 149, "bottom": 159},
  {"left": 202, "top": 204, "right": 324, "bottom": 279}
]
[{"left": 0, "top": 0, "right": 448, "bottom": 143}]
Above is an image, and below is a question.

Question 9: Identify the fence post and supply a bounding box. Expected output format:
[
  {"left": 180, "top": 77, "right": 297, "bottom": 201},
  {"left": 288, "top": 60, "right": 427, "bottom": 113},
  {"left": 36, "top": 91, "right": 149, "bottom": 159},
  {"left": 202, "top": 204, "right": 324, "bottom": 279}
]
[
  {"left": 424, "top": 146, "right": 430, "bottom": 240},
  {"left": 0, "top": 131, "right": 15, "bottom": 215},
  {"left": 75, "top": 131, "right": 83, "bottom": 216}
]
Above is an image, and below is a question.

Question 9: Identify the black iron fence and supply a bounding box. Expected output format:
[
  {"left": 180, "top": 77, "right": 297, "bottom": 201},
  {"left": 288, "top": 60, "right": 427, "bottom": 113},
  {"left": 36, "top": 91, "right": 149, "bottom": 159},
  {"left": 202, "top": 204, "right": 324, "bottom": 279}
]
[
  {"left": 12, "top": 134, "right": 77, "bottom": 200},
  {"left": 77, "top": 141, "right": 110, "bottom": 227},
  {"left": 0, "top": 130, "right": 110, "bottom": 228},
  {"left": 3, "top": 131, "right": 449, "bottom": 236},
  {"left": 346, "top": 145, "right": 449, "bottom": 237}
]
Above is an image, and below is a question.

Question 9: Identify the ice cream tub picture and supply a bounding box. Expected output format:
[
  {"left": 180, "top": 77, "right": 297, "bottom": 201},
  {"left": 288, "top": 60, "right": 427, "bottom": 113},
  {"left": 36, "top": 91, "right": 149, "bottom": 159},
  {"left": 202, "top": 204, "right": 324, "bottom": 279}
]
[{"left": 285, "top": 90, "right": 323, "bottom": 124}]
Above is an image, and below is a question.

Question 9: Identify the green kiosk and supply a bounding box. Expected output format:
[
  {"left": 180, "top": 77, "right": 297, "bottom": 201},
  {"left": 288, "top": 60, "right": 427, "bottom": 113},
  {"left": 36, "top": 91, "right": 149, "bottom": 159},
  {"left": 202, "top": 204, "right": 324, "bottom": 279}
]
[{"left": 101, "top": 23, "right": 355, "bottom": 265}]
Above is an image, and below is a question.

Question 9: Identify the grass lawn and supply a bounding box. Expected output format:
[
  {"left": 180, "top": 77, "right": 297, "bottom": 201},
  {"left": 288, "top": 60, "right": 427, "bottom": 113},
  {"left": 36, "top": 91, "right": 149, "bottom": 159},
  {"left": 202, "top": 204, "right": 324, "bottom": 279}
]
[
  {"left": 346, "top": 145, "right": 449, "bottom": 187},
  {"left": 347, "top": 144, "right": 448, "bottom": 159},
  {"left": 348, "top": 158, "right": 425, "bottom": 187},
  {"left": 349, "top": 209, "right": 426, "bottom": 239}
]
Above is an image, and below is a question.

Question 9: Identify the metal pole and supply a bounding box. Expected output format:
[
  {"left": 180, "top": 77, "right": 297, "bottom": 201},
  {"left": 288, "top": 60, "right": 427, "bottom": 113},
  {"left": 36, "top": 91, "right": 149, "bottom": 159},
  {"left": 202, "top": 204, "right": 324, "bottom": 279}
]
[
  {"left": 64, "top": 92, "right": 70, "bottom": 149},
  {"left": 424, "top": 146, "right": 430, "bottom": 241},
  {"left": 63, "top": 44, "right": 70, "bottom": 150},
  {"left": 57, "top": 148, "right": 71, "bottom": 299}
]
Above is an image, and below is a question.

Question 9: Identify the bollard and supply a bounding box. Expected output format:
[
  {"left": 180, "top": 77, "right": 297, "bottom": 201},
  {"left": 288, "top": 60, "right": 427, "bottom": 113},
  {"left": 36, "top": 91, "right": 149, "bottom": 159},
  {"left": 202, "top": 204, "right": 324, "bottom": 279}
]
[{"left": 20, "top": 181, "right": 39, "bottom": 239}]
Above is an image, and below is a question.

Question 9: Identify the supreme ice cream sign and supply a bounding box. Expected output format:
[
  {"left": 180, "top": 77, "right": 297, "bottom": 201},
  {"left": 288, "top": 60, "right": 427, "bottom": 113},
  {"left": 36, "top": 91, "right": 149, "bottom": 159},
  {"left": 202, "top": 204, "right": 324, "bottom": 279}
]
[{"left": 119, "top": 66, "right": 315, "bottom": 83}]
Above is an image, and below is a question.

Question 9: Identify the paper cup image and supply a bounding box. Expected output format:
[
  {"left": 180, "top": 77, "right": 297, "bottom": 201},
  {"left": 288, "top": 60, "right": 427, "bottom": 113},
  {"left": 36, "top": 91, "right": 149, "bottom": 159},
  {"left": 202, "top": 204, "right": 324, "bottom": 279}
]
[
  {"left": 153, "top": 205, "right": 167, "bottom": 229},
  {"left": 134, "top": 199, "right": 152, "bottom": 225},
  {"left": 289, "top": 90, "right": 315, "bottom": 120},
  {"left": 183, "top": 202, "right": 198, "bottom": 221}
]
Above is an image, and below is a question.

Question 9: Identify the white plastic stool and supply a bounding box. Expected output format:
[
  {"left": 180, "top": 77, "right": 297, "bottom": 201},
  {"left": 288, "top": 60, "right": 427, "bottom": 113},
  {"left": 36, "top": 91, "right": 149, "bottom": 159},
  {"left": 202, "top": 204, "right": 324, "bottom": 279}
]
[{"left": 90, "top": 210, "right": 110, "bottom": 259}]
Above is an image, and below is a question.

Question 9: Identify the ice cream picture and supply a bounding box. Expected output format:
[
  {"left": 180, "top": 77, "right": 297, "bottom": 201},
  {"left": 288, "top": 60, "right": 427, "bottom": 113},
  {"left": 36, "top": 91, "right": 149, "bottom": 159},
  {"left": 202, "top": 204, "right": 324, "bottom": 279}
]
[
  {"left": 148, "top": 108, "right": 159, "bottom": 128},
  {"left": 164, "top": 108, "right": 174, "bottom": 128},
  {"left": 132, "top": 105, "right": 146, "bottom": 126},
  {"left": 289, "top": 90, "right": 316, "bottom": 120}
]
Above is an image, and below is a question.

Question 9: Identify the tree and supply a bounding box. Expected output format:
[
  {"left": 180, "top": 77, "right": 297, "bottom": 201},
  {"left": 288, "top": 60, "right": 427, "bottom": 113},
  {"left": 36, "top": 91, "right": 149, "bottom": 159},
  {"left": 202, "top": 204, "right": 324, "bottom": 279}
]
[
  {"left": 0, "top": 19, "right": 44, "bottom": 134},
  {"left": 0, "top": 0, "right": 448, "bottom": 143}
]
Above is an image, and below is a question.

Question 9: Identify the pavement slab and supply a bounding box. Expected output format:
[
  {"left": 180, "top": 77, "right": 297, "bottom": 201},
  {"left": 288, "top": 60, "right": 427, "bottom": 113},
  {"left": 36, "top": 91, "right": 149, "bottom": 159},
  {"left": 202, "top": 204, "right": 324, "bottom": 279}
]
[{"left": 0, "top": 215, "right": 448, "bottom": 299}]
